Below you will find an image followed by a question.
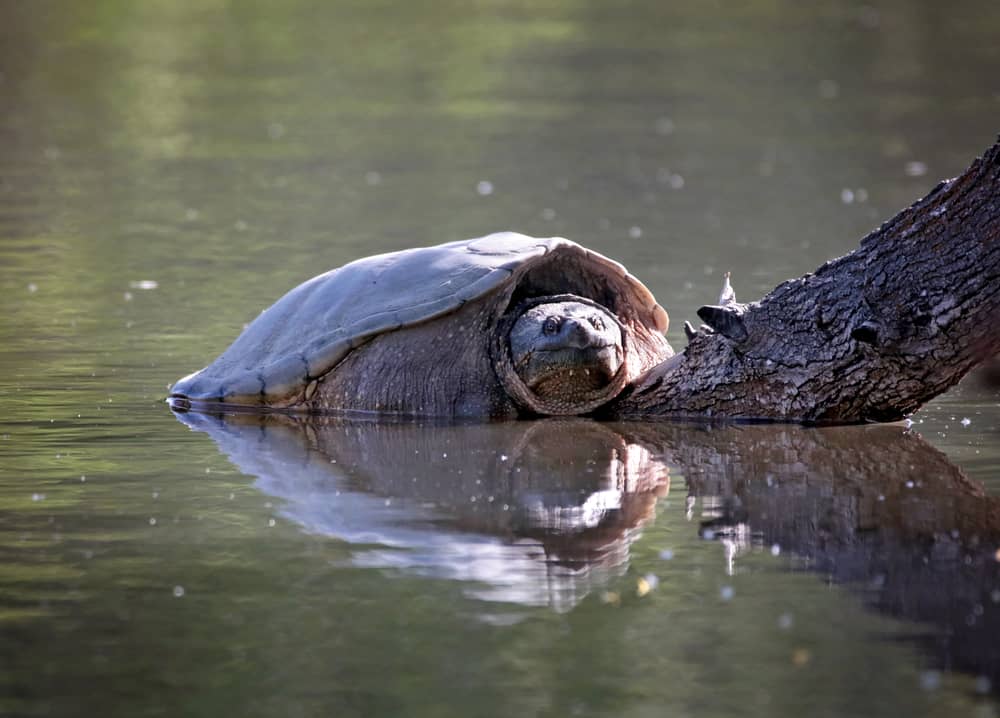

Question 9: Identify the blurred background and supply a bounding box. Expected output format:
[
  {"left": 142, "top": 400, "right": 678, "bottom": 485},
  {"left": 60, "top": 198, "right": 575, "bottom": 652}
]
[
  {"left": 2, "top": 0, "right": 998, "bottom": 358},
  {"left": 2, "top": 2, "right": 1000, "bottom": 716}
]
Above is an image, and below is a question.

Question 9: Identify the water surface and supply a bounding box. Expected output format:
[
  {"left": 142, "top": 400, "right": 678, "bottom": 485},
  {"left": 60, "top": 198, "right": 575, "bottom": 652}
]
[{"left": 2, "top": 1, "right": 1000, "bottom": 716}]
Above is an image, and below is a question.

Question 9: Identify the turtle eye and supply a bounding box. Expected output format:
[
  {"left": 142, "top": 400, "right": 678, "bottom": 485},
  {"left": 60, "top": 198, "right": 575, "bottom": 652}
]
[
  {"left": 589, "top": 315, "right": 606, "bottom": 331},
  {"left": 542, "top": 317, "right": 561, "bottom": 335}
]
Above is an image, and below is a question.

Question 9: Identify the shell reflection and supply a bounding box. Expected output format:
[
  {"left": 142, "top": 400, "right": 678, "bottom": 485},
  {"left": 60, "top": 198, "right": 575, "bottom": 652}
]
[{"left": 173, "top": 413, "right": 670, "bottom": 611}]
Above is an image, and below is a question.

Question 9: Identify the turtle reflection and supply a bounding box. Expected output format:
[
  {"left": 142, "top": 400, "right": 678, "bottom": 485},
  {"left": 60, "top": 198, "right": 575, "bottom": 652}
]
[{"left": 173, "top": 413, "right": 670, "bottom": 611}]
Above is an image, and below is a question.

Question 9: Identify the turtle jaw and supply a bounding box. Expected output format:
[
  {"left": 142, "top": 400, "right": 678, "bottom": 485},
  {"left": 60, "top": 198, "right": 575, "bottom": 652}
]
[
  {"left": 497, "top": 295, "right": 632, "bottom": 416},
  {"left": 519, "top": 344, "right": 624, "bottom": 400}
]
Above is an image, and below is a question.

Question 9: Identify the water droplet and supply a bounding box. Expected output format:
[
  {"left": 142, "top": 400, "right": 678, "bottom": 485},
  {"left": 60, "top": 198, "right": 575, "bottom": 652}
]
[
  {"left": 27, "top": 283, "right": 38, "bottom": 293},
  {"left": 628, "top": 226, "right": 643, "bottom": 239},
  {"left": 857, "top": 5, "right": 880, "bottom": 28},
  {"left": 184, "top": 208, "right": 199, "bottom": 221},
  {"left": 659, "top": 548, "right": 674, "bottom": 561},
  {"left": 961, "top": 417, "right": 972, "bottom": 426},
  {"left": 840, "top": 188, "right": 855, "bottom": 204},
  {"left": 541, "top": 208, "right": 556, "bottom": 221},
  {"left": 267, "top": 122, "right": 286, "bottom": 140},
  {"left": 778, "top": 613, "right": 794, "bottom": 630},
  {"left": 669, "top": 174, "right": 685, "bottom": 190},
  {"left": 173, "top": 585, "right": 185, "bottom": 598},
  {"left": 919, "top": 670, "right": 941, "bottom": 691},
  {"left": 499, "top": 454, "right": 508, "bottom": 462},
  {"left": 904, "top": 161, "right": 928, "bottom": 177},
  {"left": 476, "top": 180, "right": 494, "bottom": 196},
  {"left": 234, "top": 220, "right": 248, "bottom": 232},
  {"left": 365, "top": 171, "right": 381, "bottom": 186},
  {"left": 148, "top": 517, "right": 157, "bottom": 526},
  {"left": 637, "top": 574, "right": 659, "bottom": 597},
  {"left": 818, "top": 79, "right": 839, "bottom": 99},
  {"left": 267, "top": 518, "right": 276, "bottom": 527},
  {"left": 31, "top": 493, "right": 45, "bottom": 502},
  {"left": 654, "top": 117, "right": 675, "bottom": 135},
  {"left": 129, "top": 280, "right": 158, "bottom": 290},
  {"left": 770, "top": 544, "right": 781, "bottom": 556},
  {"left": 720, "top": 585, "right": 734, "bottom": 601}
]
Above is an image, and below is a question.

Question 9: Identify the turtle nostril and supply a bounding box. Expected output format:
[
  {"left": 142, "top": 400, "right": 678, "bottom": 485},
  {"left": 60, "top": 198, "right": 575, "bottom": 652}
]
[{"left": 564, "top": 319, "right": 593, "bottom": 347}]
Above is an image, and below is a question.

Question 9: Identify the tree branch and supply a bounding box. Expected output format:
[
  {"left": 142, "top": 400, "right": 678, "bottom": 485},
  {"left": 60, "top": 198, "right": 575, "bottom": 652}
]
[{"left": 611, "top": 138, "right": 1000, "bottom": 422}]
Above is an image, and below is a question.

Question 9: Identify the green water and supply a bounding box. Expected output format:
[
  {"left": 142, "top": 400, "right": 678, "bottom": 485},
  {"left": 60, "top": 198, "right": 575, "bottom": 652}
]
[{"left": 2, "top": 1, "right": 1000, "bottom": 716}]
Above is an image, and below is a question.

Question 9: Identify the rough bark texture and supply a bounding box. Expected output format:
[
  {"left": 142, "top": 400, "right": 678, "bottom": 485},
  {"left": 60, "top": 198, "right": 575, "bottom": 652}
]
[{"left": 611, "top": 139, "right": 1000, "bottom": 422}]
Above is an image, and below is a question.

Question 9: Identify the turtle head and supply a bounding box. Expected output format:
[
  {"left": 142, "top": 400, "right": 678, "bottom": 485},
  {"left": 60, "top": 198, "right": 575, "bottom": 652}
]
[{"left": 500, "top": 295, "right": 629, "bottom": 415}]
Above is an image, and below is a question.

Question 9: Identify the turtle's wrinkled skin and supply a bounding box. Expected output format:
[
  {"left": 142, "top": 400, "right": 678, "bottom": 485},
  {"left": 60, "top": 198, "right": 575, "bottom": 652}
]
[{"left": 169, "top": 232, "right": 672, "bottom": 418}]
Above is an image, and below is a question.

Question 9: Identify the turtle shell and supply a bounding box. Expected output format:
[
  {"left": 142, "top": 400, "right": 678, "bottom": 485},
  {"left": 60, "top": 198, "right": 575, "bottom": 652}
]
[{"left": 170, "top": 231, "right": 669, "bottom": 409}]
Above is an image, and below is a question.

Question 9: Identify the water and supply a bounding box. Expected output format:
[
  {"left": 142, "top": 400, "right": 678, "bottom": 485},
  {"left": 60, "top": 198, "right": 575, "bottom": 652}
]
[{"left": 2, "top": 1, "right": 1000, "bottom": 715}]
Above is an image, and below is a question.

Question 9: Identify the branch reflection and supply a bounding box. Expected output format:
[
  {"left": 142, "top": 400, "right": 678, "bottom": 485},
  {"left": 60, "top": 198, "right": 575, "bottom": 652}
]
[{"left": 633, "top": 422, "right": 1000, "bottom": 694}]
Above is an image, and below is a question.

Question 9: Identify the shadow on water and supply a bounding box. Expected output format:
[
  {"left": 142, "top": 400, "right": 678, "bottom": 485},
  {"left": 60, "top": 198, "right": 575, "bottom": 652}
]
[{"left": 173, "top": 410, "right": 1000, "bottom": 692}]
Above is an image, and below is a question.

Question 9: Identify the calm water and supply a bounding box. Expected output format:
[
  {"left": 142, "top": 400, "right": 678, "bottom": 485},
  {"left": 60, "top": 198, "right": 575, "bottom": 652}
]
[{"left": 2, "top": 1, "right": 1000, "bottom": 716}]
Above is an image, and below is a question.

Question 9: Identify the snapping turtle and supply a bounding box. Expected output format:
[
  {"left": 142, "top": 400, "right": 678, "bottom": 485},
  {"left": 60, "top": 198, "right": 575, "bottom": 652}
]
[{"left": 169, "top": 232, "right": 673, "bottom": 418}]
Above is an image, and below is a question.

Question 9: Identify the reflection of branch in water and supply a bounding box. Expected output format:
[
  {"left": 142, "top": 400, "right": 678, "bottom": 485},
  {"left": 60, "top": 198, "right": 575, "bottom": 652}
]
[
  {"left": 636, "top": 423, "right": 1000, "bottom": 694},
  {"left": 173, "top": 412, "right": 670, "bottom": 612}
]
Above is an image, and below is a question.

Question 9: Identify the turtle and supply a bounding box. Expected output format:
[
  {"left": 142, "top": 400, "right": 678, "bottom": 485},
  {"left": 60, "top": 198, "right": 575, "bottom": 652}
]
[{"left": 169, "top": 231, "right": 673, "bottom": 418}]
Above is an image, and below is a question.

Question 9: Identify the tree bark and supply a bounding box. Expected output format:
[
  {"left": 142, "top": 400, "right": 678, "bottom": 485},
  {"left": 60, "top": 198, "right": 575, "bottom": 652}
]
[{"left": 610, "top": 138, "right": 1000, "bottom": 422}]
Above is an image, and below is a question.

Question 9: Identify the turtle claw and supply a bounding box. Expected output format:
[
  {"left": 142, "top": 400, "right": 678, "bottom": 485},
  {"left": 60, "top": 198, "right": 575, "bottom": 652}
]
[
  {"left": 695, "top": 272, "right": 750, "bottom": 343},
  {"left": 684, "top": 321, "right": 698, "bottom": 341}
]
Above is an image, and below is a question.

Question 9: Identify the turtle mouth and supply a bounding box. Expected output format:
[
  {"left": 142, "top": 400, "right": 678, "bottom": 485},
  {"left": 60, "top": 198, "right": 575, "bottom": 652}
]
[
  {"left": 519, "top": 345, "right": 624, "bottom": 393},
  {"left": 534, "top": 340, "right": 615, "bottom": 353}
]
